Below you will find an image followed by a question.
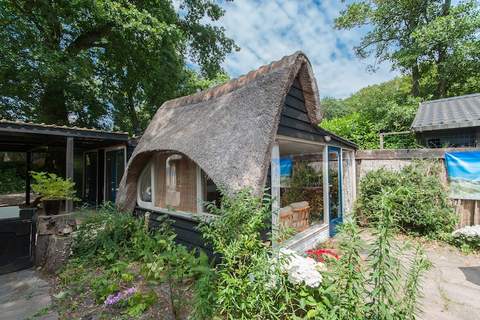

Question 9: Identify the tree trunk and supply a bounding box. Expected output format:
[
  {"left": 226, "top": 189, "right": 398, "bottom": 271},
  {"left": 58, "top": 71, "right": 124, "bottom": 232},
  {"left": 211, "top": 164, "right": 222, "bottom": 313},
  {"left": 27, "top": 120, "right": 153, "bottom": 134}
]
[
  {"left": 435, "top": 0, "right": 451, "bottom": 98},
  {"left": 39, "top": 80, "right": 69, "bottom": 125},
  {"left": 127, "top": 90, "right": 141, "bottom": 135},
  {"left": 411, "top": 64, "right": 420, "bottom": 97}
]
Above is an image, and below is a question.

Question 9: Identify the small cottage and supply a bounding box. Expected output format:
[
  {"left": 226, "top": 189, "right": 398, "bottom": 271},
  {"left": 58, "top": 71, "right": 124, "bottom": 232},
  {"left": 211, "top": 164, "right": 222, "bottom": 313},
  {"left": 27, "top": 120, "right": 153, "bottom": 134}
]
[{"left": 116, "top": 52, "right": 357, "bottom": 251}]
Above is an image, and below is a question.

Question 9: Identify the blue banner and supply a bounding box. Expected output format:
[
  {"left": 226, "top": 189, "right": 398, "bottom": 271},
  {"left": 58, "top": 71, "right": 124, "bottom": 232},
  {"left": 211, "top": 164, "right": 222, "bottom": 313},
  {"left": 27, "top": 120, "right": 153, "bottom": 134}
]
[{"left": 445, "top": 151, "right": 480, "bottom": 200}]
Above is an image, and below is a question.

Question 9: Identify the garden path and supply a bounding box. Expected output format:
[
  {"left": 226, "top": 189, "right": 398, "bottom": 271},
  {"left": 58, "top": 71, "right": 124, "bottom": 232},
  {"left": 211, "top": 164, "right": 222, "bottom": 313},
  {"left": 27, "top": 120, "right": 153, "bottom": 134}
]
[
  {"left": 355, "top": 232, "right": 480, "bottom": 320},
  {"left": 420, "top": 243, "right": 480, "bottom": 320},
  {"left": 0, "top": 269, "right": 58, "bottom": 320}
]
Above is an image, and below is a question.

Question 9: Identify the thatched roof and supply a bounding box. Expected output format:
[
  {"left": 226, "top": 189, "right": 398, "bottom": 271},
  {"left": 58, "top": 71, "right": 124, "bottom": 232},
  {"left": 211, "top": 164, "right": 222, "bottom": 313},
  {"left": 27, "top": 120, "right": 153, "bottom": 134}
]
[{"left": 117, "top": 51, "right": 323, "bottom": 212}]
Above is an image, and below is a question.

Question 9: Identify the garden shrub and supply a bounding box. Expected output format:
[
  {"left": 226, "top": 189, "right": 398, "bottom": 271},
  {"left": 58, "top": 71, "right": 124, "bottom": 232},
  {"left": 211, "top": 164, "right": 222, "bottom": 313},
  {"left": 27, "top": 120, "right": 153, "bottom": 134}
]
[{"left": 357, "top": 161, "right": 457, "bottom": 239}]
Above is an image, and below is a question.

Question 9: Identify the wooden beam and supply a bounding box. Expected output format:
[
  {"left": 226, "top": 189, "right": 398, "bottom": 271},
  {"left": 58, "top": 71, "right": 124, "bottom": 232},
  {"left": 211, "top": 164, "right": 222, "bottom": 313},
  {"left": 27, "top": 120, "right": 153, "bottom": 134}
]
[{"left": 65, "top": 137, "right": 74, "bottom": 212}]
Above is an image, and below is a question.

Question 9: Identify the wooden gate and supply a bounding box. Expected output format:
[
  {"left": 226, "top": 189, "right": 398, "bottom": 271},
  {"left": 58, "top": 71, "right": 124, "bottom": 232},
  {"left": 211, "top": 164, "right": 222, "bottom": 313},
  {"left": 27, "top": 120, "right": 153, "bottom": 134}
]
[{"left": 0, "top": 207, "right": 36, "bottom": 274}]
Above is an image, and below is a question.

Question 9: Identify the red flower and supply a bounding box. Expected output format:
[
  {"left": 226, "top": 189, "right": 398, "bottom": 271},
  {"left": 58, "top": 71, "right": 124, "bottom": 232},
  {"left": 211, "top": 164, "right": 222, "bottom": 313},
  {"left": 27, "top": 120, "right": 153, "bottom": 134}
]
[{"left": 305, "top": 249, "right": 340, "bottom": 262}]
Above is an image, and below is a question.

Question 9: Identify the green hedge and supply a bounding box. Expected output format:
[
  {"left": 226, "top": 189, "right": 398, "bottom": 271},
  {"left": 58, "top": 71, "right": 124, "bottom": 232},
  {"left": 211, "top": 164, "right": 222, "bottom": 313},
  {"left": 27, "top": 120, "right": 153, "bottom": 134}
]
[{"left": 357, "top": 161, "right": 457, "bottom": 239}]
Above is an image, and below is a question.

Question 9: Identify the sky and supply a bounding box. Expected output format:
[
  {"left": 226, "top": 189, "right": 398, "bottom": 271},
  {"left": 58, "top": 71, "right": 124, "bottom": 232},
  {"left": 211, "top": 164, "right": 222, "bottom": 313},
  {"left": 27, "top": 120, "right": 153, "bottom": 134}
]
[{"left": 215, "top": 0, "right": 399, "bottom": 98}]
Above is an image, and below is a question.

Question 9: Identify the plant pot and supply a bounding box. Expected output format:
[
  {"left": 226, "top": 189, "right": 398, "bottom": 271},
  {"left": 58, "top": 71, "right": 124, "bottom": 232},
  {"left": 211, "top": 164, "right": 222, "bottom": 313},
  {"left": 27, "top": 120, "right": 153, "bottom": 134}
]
[{"left": 43, "top": 199, "right": 63, "bottom": 215}]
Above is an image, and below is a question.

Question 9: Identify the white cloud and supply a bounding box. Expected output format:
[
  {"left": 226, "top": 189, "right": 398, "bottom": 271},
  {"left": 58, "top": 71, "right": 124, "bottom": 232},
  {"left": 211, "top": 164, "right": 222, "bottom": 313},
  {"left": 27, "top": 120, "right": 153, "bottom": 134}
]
[{"left": 216, "top": 0, "right": 400, "bottom": 98}]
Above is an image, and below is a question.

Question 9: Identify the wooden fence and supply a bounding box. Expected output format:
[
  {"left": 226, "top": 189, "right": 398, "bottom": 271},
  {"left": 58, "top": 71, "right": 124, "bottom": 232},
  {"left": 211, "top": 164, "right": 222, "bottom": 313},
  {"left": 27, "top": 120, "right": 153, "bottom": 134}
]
[{"left": 356, "top": 148, "right": 480, "bottom": 227}]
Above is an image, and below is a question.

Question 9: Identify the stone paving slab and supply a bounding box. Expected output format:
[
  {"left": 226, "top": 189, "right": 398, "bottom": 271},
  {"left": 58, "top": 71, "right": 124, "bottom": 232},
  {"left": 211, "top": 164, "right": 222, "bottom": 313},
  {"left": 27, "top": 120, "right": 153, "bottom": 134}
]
[
  {"left": 420, "top": 247, "right": 480, "bottom": 320},
  {"left": 0, "top": 269, "right": 57, "bottom": 320}
]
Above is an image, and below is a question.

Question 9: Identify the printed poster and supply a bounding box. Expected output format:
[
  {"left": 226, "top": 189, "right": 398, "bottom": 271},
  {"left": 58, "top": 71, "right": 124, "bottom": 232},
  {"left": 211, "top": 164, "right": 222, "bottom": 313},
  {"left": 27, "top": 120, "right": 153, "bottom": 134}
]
[{"left": 445, "top": 151, "right": 480, "bottom": 200}]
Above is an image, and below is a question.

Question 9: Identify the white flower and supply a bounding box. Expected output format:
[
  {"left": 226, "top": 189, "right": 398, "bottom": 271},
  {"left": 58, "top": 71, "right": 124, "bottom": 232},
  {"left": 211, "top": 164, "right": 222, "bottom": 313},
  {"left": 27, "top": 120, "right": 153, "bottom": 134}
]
[
  {"left": 279, "top": 248, "right": 324, "bottom": 288},
  {"left": 452, "top": 225, "right": 480, "bottom": 238}
]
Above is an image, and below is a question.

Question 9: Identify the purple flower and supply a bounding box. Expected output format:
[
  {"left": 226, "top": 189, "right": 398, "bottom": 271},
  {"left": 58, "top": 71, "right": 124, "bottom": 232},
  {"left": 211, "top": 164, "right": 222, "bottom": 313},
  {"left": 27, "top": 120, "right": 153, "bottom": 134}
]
[{"left": 104, "top": 287, "right": 137, "bottom": 306}]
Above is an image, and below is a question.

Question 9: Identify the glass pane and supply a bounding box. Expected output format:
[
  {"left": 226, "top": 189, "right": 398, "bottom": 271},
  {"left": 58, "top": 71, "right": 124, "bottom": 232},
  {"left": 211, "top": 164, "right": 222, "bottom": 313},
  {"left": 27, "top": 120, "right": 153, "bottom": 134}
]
[
  {"left": 139, "top": 165, "right": 152, "bottom": 202},
  {"left": 84, "top": 152, "right": 98, "bottom": 204},
  {"left": 328, "top": 150, "right": 340, "bottom": 220},
  {"left": 202, "top": 172, "right": 221, "bottom": 212},
  {"left": 278, "top": 140, "right": 325, "bottom": 242},
  {"left": 151, "top": 152, "right": 197, "bottom": 212}
]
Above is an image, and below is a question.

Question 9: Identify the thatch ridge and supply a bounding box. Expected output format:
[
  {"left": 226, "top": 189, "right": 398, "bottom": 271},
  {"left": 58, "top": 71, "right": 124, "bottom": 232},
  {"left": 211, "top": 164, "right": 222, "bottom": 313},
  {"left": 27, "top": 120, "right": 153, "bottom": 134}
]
[{"left": 116, "top": 51, "right": 322, "bottom": 212}]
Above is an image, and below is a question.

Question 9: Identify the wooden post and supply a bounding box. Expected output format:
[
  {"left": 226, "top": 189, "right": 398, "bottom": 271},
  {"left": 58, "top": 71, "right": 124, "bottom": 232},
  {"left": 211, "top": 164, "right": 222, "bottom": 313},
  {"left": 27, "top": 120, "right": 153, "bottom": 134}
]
[
  {"left": 66, "top": 137, "right": 74, "bottom": 212},
  {"left": 271, "top": 142, "right": 280, "bottom": 246},
  {"left": 379, "top": 133, "right": 385, "bottom": 149},
  {"left": 25, "top": 151, "right": 32, "bottom": 205},
  {"left": 196, "top": 165, "right": 203, "bottom": 213}
]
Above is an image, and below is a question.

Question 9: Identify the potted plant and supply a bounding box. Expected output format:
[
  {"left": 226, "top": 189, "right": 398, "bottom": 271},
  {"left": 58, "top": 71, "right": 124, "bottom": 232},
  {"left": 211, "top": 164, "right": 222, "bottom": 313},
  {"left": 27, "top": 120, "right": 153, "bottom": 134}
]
[{"left": 31, "top": 171, "right": 79, "bottom": 215}]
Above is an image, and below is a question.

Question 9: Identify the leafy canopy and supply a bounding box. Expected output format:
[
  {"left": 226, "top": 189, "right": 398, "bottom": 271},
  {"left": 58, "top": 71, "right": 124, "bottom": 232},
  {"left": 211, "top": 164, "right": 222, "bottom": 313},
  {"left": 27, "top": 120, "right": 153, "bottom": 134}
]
[
  {"left": 335, "top": 0, "right": 480, "bottom": 98},
  {"left": 0, "top": 0, "right": 237, "bottom": 133}
]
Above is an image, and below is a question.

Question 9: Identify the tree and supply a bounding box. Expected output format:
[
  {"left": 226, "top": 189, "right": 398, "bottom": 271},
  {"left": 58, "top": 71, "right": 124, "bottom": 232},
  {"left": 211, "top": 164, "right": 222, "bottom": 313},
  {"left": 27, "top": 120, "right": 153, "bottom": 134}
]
[
  {"left": 336, "top": 0, "right": 480, "bottom": 98},
  {"left": 0, "top": 0, "right": 237, "bottom": 132},
  {"left": 320, "top": 77, "right": 419, "bottom": 149}
]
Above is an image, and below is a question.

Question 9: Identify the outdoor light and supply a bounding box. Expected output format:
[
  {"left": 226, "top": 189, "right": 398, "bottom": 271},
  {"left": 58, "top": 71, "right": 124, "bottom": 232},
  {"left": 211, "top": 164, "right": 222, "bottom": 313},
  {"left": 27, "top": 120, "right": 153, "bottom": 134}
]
[{"left": 324, "top": 135, "right": 331, "bottom": 142}]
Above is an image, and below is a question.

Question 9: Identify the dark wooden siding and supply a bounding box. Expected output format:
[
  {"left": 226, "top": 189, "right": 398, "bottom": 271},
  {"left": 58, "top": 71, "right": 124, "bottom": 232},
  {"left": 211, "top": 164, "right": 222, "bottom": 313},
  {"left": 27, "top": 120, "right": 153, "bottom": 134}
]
[
  {"left": 278, "top": 78, "right": 355, "bottom": 148},
  {"left": 278, "top": 78, "right": 327, "bottom": 143}
]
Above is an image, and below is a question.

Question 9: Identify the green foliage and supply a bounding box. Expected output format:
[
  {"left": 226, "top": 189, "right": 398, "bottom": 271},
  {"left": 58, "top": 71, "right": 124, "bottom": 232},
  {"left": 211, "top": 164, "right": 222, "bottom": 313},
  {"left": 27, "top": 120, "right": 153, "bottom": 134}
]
[
  {"left": 0, "top": 167, "right": 24, "bottom": 194},
  {"left": 327, "top": 219, "right": 430, "bottom": 320},
  {"left": 330, "top": 222, "right": 366, "bottom": 319},
  {"left": 31, "top": 171, "right": 78, "bottom": 201},
  {"left": 357, "top": 161, "right": 457, "bottom": 239},
  {"left": 335, "top": 0, "right": 480, "bottom": 98},
  {"left": 72, "top": 203, "right": 168, "bottom": 264},
  {"left": 196, "top": 189, "right": 308, "bottom": 319},
  {"left": 320, "top": 77, "right": 420, "bottom": 149},
  {"left": 321, "top": 112, "right": 378, "bottom": 149},
  {"left": 0, "top": 0, "right": 237, "bottom": 133}
]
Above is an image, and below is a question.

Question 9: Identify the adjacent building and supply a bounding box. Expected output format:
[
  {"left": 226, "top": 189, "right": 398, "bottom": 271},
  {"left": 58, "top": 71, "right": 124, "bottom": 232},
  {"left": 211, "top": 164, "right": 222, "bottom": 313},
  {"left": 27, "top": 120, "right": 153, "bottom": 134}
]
[{"left": 411, "top": 93, "right": 480, "bottom": 148}]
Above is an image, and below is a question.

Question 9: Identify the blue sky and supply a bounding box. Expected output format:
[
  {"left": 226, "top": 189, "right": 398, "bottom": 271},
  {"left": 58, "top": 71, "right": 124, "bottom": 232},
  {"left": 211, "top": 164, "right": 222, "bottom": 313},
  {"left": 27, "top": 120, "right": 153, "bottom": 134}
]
[{"left": 214, "top": 0, "right": 399, "bottom": 98}]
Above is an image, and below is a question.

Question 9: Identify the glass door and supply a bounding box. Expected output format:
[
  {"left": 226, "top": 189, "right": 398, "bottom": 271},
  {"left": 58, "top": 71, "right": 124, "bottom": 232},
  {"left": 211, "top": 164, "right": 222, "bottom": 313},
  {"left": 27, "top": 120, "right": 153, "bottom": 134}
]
[
  {"left": 328, "top": 146, "right": 343, "bottom": 236},
  {"left": 105, "top": 148, "right": 125, "bottom": 203}
]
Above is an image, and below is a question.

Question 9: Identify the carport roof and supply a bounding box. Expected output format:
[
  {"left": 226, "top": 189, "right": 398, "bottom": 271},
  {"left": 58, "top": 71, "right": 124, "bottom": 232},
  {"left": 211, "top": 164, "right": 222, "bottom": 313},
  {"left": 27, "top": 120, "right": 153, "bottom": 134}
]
[{"left": 0, "top": 119, "right": 129, "bottom": 151}]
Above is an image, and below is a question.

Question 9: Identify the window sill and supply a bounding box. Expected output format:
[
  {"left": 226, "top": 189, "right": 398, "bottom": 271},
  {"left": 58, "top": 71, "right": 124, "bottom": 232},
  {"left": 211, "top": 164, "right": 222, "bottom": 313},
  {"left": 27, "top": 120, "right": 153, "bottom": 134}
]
[
  {"left": 137, "top": 205, "right": 217, "bottom": 223},
  {"left": 280, "top": 223, "right": 329, "bottom": 252}
]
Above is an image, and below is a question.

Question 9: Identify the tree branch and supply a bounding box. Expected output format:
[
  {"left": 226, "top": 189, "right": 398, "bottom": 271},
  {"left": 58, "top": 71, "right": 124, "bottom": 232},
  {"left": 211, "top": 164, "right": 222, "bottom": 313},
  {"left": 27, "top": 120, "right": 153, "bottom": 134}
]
[{"left": 65, "top": 25, "right": 112, "bottom": 55}]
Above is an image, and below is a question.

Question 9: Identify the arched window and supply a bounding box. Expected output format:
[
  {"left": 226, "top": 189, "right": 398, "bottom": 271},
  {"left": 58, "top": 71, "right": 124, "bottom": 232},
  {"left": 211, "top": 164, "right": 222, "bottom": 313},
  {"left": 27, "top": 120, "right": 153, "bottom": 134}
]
[
  {"left": 136, "top": 151, "right": 220, "bottom": 214},
  {"left": 137, "top": 163, "right": 152, "bottom": 207}
]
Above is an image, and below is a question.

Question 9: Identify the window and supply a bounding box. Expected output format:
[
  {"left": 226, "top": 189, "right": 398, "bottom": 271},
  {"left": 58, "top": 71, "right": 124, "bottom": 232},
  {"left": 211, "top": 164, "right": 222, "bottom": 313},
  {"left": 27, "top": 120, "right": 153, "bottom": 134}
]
[
  {"left": 136, "top": 151, "right": 220, "bottom": 215},
  {"left": 138, "top": 163, "right": 152, "bottom": 205}
]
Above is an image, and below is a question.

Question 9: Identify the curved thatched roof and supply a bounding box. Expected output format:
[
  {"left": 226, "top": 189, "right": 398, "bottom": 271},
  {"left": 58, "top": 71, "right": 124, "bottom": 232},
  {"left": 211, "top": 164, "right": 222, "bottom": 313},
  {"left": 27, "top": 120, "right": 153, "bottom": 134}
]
[{"left": 117, "top": 51, "right": 322, "bottom": 212}]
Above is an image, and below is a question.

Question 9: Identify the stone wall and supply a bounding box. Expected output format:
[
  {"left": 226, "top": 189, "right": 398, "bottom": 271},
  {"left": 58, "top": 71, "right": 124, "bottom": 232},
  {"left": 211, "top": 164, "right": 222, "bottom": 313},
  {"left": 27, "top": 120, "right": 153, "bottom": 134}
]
[{"left": 35, "top": 213, "right": 76, "bottom": 273}]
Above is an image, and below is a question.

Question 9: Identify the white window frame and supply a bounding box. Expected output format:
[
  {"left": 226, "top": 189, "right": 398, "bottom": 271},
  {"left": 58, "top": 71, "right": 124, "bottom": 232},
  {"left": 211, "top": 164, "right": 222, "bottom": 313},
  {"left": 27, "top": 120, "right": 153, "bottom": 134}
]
[
  {"left": 136, "top": 153, "right": 214, "bottom": 220},
  {"left": 137, "top": 161, "right": 155, "bottom": 210}
]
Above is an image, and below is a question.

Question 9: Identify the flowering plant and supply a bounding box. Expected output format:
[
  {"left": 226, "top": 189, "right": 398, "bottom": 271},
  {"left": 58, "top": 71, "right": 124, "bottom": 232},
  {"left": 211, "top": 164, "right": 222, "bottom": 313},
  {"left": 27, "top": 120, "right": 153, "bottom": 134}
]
[
  {"left": 280, "top": 248, "right": 324, "bottom": 288},
  {"left": 104, "top": 287, "right": 137, "bottom": 306},
  {"left": 305, "top": 249, "right": 340, "bottom": 262},
  {"left": 452, "top": 225, "right": 480, "bottom": 251}
]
